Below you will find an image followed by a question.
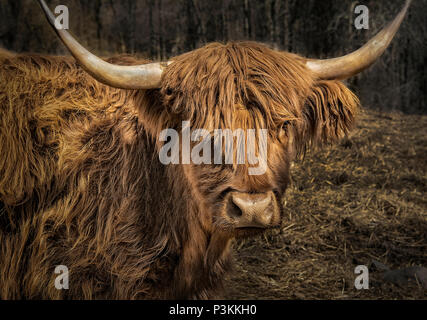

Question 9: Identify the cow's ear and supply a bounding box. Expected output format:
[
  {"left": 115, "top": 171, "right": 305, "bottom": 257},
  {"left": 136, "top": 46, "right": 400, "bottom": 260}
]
[{"left": 301, "top": 80, "right": 359, "bottom": 145}]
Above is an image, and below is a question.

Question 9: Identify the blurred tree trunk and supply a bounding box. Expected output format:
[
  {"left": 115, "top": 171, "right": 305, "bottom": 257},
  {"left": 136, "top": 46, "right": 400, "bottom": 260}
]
[
  {"left": 148, "top": 0, "right": 156, "bottom": 58},
  {"left": 184, "top": 0, "right": 197, "bottom": 50},
  {"left": 157, "top": 0, "right": 165, "bottom": 60},
  {"left": 94, "top": 0, "right": 103, "bottom": 51},
  {"left": 264, "top": 0, "right": 273, "bottom": 42},
  {"left": 243, "top": 0, "right": 252, "bottom": 39},
  {"left": 127, "top": 0, "right": 136, "bottom": 53}
]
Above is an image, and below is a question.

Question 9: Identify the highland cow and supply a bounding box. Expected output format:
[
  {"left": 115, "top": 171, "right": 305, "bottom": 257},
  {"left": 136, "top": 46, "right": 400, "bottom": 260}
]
[{"left": 0, "top": 0, "right": 410, "bottom": 299}]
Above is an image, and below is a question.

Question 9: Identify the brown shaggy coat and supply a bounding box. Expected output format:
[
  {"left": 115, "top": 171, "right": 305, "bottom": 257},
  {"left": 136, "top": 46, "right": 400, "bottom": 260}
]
[{"left": 0, "top": 42, "right": 359, "bottom": 299}]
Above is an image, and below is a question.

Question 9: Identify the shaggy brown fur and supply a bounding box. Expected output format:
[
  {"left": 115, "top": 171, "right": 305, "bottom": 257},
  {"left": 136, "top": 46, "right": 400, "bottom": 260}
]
[{"left": 0, "top": 42, "right": 359, "bottom": 299}]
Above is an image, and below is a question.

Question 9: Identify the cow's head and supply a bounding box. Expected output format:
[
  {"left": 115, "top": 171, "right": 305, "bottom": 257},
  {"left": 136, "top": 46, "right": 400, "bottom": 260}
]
[{"left": 39, "top": 0, "right": 411, "bottom": 238}]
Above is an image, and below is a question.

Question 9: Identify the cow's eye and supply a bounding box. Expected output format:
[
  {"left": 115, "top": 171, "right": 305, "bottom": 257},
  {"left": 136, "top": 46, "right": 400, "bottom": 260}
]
[
  {"left": 280, "top": 121, "right": 291, "bottom": 132},
  {"left": 278, "top": 121, "right": 291, "bottom": 139}
]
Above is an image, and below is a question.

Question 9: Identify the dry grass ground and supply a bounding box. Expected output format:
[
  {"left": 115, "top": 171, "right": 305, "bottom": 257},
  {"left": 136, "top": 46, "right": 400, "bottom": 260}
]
[{"left": 224, "top": 109, "right": 427, "bottom": 300}]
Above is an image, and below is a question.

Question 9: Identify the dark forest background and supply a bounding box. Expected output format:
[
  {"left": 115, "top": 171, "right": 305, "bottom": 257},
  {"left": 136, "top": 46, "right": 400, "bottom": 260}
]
[{"left": 0, "top": 0, "right": 425, "bottom": 113}]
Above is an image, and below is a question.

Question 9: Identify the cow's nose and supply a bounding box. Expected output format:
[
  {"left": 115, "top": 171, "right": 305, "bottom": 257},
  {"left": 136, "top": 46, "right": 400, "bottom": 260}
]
[{"left": 229, "top": 192, "right": 273, "bottom": 228}]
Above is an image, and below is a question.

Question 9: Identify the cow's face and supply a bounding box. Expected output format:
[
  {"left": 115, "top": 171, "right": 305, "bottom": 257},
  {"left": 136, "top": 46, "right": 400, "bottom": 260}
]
[
  {"left": 178, "top": 134, "right": 293, "bottom": 238},
  {"left": 155, "top": 42, "right": 359, "bottom": 238}
]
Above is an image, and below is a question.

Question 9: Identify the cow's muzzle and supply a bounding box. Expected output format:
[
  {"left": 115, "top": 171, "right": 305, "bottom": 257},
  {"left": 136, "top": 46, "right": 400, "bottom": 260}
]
[{"left": 226, "top": 191, "right": 278, "bottom": 229}]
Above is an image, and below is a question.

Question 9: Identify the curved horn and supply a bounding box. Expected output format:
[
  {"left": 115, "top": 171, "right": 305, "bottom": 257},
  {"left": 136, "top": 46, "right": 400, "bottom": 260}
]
[
  {"left": 306, "top": 0, "right": 411, "bottom": 80},
  {"left": 38, "top": 0, "right": 170, "bottom": 89}
]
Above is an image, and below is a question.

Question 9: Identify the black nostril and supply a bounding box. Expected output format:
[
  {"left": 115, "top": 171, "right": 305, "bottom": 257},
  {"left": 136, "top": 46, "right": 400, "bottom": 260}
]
[{"left": 228, "top": 198, "right": 243, "bottom": 219}]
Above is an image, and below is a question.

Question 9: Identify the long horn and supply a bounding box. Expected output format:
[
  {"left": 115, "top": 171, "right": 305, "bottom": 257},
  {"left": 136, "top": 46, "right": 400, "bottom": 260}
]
[
  {"left": 38, "top": 0, "right": 170, "bottom": 89},
  {"left": 306, "top": 0, "right": 411, "bottom": 80}
]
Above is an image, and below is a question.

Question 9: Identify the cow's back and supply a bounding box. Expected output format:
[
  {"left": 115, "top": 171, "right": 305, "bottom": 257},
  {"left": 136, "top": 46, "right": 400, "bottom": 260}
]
[
  {"left": 1, "top": 54, "right": 77, "bottom": 205},
  {"left": 0, "top": 53, "right": 140, "bottom": 206}
]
